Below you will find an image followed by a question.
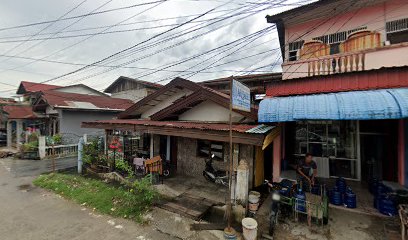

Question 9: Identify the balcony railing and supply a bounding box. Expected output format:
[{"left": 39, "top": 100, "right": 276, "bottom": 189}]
[{"left": 282, "top": 42, "right": 408, "bottom": 80}]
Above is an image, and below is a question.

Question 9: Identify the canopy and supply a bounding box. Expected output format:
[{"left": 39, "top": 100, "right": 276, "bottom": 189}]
[{"left": 258, "top": 88, "right": 408, "bottom": 122}]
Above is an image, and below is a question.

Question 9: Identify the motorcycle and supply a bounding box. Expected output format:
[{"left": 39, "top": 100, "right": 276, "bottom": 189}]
[
  {"left": 203, "top": 154, "right": 229, "bottom": 187},
  {"left": 265, "top": 180, "right": 282, "bottom": 236}
]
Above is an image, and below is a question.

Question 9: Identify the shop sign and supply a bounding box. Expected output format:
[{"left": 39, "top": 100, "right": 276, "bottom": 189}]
[{"left": 231, "top": 79, "right": 251, "bottom": 112}]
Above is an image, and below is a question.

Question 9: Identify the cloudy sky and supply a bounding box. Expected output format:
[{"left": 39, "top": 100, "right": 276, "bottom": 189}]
[{"left": 0, "top": 0, "right": 311, "bottom": 97}]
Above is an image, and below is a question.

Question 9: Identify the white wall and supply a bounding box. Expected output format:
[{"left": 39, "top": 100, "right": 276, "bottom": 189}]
[
  {"left": 179, "top": 100, "right": 245, "bottom": 122},
  {"left": 54, "top": 86, "right": 105, "bottom": 96},
  {"left": 141, "top": 89, "right": 193, "bottom": 119},
  {"left": 111, "top": 88, "right": 148, "bottom": 103},
  {"left": 59, "top": 110, "right": 118, "bottom": 137}
]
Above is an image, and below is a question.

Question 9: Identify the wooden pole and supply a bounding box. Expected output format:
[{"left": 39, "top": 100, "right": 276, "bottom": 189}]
[{"left": 227, "top": 77, "right": 233, "bottom": 230}]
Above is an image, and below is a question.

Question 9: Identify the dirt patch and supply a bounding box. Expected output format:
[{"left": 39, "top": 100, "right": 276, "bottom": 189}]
[{"left": 18, "top": 184, "right": 33, "bottom": 192}]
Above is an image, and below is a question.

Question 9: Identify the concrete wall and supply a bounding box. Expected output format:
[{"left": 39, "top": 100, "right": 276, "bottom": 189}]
[
  {"left": 111, "top": 88, "right": 150, "bottom": 103},
  {"left": 179, "top": 100, "right": 245, "bottom": 122},
  {"left": 284, "top": 0, "right": 408, "bottom": 59},
  {"left": 141, "top": 89, "right": 193, "bottom": 119},
  {"left": 59, "top": 110, "right": 118, "bottom": 137},
  {"left": 175, "top": 137, "right": 255, "bottom": 186}
]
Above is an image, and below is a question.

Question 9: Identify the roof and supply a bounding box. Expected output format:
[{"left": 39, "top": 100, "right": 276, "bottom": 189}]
[
  {"left": 265, "top": 0, "right": 385, "bottom": 26},
  {"left": 37, "top": 90, "right": 134, "bottom": 111},
  {"left": 200, "top": 73, "right": 282, "bottom": 85},
  {"left": 54, "top": 84, "right": 109, "bottom": 97},
  {"left": 266, "top": 67, "right": 408, "bottom": 97},
  {"left": 104, "top": 76, "right": 162, "bottom": 93},
  {"left": 17, "top": 81, "right": 61, "bottom": 94},
  {"left": 82, "top": 119, "right": 264, "bottom": 133},
  {"left": 118, "top": 77, "right": 258, "bottom": 120},
  {"left": 259, "top": 88, "right": 408, "bottom": 122},
  {"left": 3, "top": 105, "right": 39, "bottom": 119}
]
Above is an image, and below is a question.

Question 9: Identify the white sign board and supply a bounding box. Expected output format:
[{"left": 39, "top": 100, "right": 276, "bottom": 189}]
[{"left": 231, "top": 79, "right": 251, "bottom": 112}]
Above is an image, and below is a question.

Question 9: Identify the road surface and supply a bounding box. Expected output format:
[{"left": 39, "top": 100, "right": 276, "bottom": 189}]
[{"left": 0, "top": 157, "right": 222, "bottom": 240}]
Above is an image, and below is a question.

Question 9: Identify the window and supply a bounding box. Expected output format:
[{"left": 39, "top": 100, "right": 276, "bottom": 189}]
[
  {"left": 197, "top": 140, "right": 224, "bottom": 161},
  {"left": 386, "top": 18, "right": 408, "bottom": 44},
  {"left": 288, "top": 40, "right": 304, "bottom": 61}
]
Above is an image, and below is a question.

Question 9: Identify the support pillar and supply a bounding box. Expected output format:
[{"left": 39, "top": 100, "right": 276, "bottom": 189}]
[
  {"left": 398, "top": 119, "right": 406, "bottom": 186},
  {"left": 235, "top": 160, "right": 249, "bottom": 206},
  {"left": 150, "top": 133, "right": 154, "bottom": 158},
  {"left": 272, "top": 134, "right": 281, "bottom": 182},
  {"left": 6, "top": 120, "right": 12, "bottom": 148},
  {"left": 166, "top": 135, "right": 170, "bottom": 161},
  {"left": 16, "top": 120, "right": 23, "bottom": 151},
  {"left": 38, "top": 136, "right": 46, "bottom": 160}
]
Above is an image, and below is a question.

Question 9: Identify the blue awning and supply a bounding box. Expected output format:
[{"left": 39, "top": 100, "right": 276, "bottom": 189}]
[{"left": 258, "top": 88, "right": 408, "bottom": 122}]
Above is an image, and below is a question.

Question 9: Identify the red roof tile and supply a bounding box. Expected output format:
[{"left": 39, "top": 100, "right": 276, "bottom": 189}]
[
  {"left": 41, "top": 90, "right": 134, "bottom": 111},
  {"left": 3, "top": 105, "right": 38, "bottom": 119},
  {"left": 17, "top": 81, "right": 61, "bottom": 94},
  {"left": 82, "top": 119, "right": 257, "bottom": 133}
]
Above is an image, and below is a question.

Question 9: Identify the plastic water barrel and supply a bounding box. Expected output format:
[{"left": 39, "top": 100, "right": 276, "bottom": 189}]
[
  {"left": 294, "top": 189, "right": 306, "bottom": 212},
  {"left": 336, "top": 177, "right": 347, "bottom": 193},
  {"left": 224, "top": 227, "right": 237, "bottom": 240},
  {"left": 330, "top": 187, "right": 343, "bottom": 206},
  {"left": 242, "top": 218, "right": 258, "bottom": 240},
  {"left": 378, "top": 195, "right": 397, "bottom": 216},
  {"left": 344, "top": 187, "right": 357, "bottom": 208}
]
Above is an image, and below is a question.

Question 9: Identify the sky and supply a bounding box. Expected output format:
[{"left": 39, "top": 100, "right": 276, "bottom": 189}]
[{"left": 0, "top": 0, "right": 311, "bottom": 97}]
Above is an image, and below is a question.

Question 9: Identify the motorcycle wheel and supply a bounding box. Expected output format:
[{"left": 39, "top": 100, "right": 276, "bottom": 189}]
[
  {"left": 203, "top": 172, "right": 213, "bottom": 182},
  {"left": 163, "top": 169, "right": 170, "bottom": 177}
]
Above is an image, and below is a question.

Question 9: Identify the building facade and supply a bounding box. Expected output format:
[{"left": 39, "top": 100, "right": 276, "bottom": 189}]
[{"left": 259, "top": 0, "right": 408, "bottom": 187}]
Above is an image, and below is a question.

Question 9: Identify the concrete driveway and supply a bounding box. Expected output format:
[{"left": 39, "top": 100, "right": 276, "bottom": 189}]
[{"left": 0, "top": 158, "right": 224, "bottom": 240}]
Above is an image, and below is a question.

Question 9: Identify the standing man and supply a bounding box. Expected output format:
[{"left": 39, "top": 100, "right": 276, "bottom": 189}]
[{"left": 297, "top": 153, "right": 317, "bottom": 191}]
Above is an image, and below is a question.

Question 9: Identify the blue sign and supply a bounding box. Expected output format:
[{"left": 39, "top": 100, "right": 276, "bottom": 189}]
[{"left": 231, "top": 79, "right": 251, "bottom": 112}]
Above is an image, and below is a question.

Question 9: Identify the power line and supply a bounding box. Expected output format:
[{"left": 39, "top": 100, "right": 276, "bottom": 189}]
[
  {"left": 0, "top": 0, "right": 167, "bottom": 32},
  {"left": 61, "top": 1, "right": 276, "bottom": 85}
]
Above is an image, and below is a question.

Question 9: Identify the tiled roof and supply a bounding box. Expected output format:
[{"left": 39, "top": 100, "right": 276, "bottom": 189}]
[
  {"left": 82, "top": 119, "right": 263, "bottom": 133},
  {"left": 40, "top": 90, "right": 134, "bottom": 111},
  {"left": 3, "top": 105, "right": 38, "bottom": 119},
  {"left": 17, "top": 81, "right": 61, "bottom": 94}
]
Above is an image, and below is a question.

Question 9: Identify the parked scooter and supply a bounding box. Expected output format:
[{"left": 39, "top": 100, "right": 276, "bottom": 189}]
[
  {"left": 203, "top": 154, "right": 229, "bottom": 187},
  {"left": 265, "top": 180, "right": 282, "bottom": 237}
]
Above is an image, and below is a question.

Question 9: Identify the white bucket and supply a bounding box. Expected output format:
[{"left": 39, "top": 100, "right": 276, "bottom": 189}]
[
  {"left": 248, "top": 191, "right": 260, "bottom": 204},
  {"left": 242, "top": 218, "right": 258, "bottom": 240}
]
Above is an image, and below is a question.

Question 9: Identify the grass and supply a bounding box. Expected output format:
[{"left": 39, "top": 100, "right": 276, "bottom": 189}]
[{"left": 33, "top": 173, "right": 158, "bottom": 222}]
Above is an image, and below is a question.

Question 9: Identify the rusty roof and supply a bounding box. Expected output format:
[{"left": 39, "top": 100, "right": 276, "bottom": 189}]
[
  {"left": 17, "top": 81, "right": 61, "bottom": 94},
  {"left": 38, "top": 90, "right": 134, "bottom": 111},
  {"left": 82, "top": 119, "right": 266, "bottom": 133},
  {"left": 3, "top": 105, "right": 39, "bottom": 119}
]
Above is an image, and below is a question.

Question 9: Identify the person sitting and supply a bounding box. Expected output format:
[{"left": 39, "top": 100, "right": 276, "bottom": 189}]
[{"left": 297, "top": 153, "right": 317, "bottom": 192}]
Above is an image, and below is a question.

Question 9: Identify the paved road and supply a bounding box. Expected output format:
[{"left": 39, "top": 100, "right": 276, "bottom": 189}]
[
  {"left": 0, "top": 158, "right": 223, "bottom": 240},
  {"left": 0, "top": 157, "right": 78, "bottom": 177}
]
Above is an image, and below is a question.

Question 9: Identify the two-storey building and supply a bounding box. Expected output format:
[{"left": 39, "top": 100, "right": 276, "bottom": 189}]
[{"left": 259, "top": 0, "right": 408, "bottom": 187}]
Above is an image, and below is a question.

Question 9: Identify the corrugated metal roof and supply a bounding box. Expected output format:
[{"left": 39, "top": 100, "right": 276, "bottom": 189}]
[
  {"left": 266, "top": 67, "right": 408, "bottom": 97},
  {"left": 82, "top": 119, "right": 267, "bottom": 134},
  {"left": 3, "top": 105, "right": 39, "bottom": 119},
  {"left": 245, "top": 124, "right": 275, "bottom": 134},
  {"left": 259, "top": 88, "right": 408, "bottom": 122}
]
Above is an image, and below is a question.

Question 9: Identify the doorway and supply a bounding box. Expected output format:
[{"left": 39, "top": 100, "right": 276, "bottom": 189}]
[{"left": 360, "top": 120, "right": 398, "bottom": 182}]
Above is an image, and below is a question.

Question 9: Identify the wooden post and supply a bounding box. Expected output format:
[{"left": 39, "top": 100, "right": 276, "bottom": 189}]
[
  {"left": 227, "top": 77, "right": 233, "bottom": 230},
  {"left": 51, "top": 144, "right": 55, "bottom": 173}
]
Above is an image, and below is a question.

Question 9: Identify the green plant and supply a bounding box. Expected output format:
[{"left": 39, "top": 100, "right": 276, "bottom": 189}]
[
  {"left": 115, "top": 158, "right": 134, "bottom": 178},
  {"left": 83, "top": 139, "right": 100, "bottom": 165},
  {"left": 22, "top": 140, "right": 39, "bottom": 152},
  {"left": 52, "top": 134, "right": 62, "bottom": 145}
]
